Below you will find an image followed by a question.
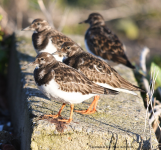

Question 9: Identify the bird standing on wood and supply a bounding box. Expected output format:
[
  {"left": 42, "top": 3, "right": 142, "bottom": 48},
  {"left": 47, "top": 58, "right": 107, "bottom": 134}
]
[
  {"left": 54, "top": 41, "right": 144, "bottom": 114},
  {"left": 79, "top": 13, "right": 135, "bottom": 69},
  {"left": 29, "top": 52, "right": 119, "bottom": 123},
  {"left": 22, "top": 18, "right": 110, "bottom": 115}
]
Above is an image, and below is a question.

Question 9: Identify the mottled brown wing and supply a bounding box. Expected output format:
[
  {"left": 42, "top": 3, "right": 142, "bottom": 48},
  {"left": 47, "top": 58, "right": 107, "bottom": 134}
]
[
  {"left": 73, "top": 53, "right": 141, "bottom": 91},
  {"left": 86, "top": 26, "right": 129, "bottom": 64},
  {"left": 51, "top": 34, "right": 73, "bottom": 51},
  {"left": 73, "top": 53, "right": 121, "bottom": 87},
  {"left": 54, "top": 63, "right": 107, "bottom": 95}
]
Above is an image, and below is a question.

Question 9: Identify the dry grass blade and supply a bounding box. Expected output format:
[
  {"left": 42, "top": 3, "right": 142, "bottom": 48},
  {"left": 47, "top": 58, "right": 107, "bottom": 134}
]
[
  {"left": 144, "top": 68, "right": 160, "bottom": 149},
  {"left": 58, "top": 7, "right": 70, "bottom": 32},
  {"left": 37, "top": 0, "right": 55, "bottom": 28},
  {"left": 144, "top": 93, "right": 150, "bottom": 133},
  {"left": 140, "top": 47, "right": 150, "bottom": 75}
]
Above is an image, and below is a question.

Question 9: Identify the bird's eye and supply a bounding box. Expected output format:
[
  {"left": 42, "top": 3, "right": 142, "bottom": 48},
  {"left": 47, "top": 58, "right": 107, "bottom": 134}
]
[
  {"left": 41, "top": 58, "right": 44, "bottom": 60},
  {"left": 67, "top": 46, "right": 70, "bottom": 49},
  {"left": 37, "top": 23, "right": 40, "bottom": 25}
]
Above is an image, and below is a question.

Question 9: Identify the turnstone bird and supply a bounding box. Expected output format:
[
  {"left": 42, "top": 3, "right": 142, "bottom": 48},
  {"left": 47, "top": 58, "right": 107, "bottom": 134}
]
[
  {"left": 22, "top": 18, "right": 76, "bottom": 62},
  {"left": 79, "top": 13, "right": 135, "bottom": 69},
  {"left": 54, "top": 41, "right": 144, "bottom": 114},
  {"left": 30, "top": 52, "right": 119, "bottom": 123}
]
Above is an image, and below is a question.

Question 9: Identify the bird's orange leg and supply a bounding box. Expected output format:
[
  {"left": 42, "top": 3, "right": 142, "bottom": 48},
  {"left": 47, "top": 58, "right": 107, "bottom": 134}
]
[
  {"left": 44, "top": 103, "right": 66, "bottom": 118},
  {"left": 74, "top": 95, "right": 100, "bottom": 114},
  {"left": 58, "top": 104, "right": 74, "bottom": 123}
]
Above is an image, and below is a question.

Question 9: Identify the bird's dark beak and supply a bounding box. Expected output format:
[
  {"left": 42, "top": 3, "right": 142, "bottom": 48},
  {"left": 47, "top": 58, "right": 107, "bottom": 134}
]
[
  {"left": 22, "top": 25, "right": 34, "bottom": 31},
  {"left": 27, "top": 58, "right": 39, "bottom": 67},
  {"left": 79, "top": 19, "right": 89, "bottom": 24},
  {"left": 27, "top": 61, "right": 37, "bottom": 66}
]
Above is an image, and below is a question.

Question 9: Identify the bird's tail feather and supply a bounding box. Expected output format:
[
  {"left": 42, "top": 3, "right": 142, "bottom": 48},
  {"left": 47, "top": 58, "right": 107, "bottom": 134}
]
[
  {"left": 113, "top": 55, "right": 135, "bottom": 69},
  {"left": 92, "top": 84, "right": 119, "bottom": 95},
  {"left": 104, "top": 88, "right": 119, "bottom": 95}
]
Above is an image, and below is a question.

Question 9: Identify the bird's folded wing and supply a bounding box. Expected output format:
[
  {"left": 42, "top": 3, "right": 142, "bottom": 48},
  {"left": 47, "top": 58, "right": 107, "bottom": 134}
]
[{"left": 87, "top": 27, "right": 126, "bottom": 58}]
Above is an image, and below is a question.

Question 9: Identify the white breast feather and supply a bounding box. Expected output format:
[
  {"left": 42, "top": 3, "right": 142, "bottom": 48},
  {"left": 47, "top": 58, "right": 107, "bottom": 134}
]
[
  {"left": 39, "top": 38, "right": 57, "bottom": 53},
  {"left": 38, "top": 79, "right": 95, "bottom": 104},
  {"left": 33, "top": 37, "right": 64, "bottom": 62},
  {"left": 85, "top": 39, "right": 92, "bottom": 54}
]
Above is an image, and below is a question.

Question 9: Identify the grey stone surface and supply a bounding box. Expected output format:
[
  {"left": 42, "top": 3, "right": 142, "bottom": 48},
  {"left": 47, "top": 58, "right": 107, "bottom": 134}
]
[{"left": 7, "top": 32, "right": 158, "bottom": 150}]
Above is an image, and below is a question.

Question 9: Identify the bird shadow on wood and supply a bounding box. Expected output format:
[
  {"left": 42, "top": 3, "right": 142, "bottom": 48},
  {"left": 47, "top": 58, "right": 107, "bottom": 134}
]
[
  {"left": 17, "top": 51, "right": 35, "bottom": 62},
  {"left": 25, "top": 87, "right": 50, "bottom": 100},
  {"left": 25, "top": 87, "right": 71, "bottom": 132}
]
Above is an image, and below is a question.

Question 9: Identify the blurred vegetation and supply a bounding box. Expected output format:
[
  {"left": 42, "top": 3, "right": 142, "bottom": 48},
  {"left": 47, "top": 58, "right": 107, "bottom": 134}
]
[
  {"left": 28, "top": 0, "right": 105, "bottom": 10},
  {"left": 134, "top": 56, "right": 161, "bottom": 105},
  {"left": 0, "top": 15, "right": 11, "bottom": 77},
  {"left": 0, "top": 15, "right": 3, "bottom": 41},
  {"left": 148, "top": 55, "right": 161, "bottom": 68},
  {"left": 146, "top": 55, "right": 161, "bottom": 91},
  {"left": 62, "top": 24, "right": 87, "bottom": 35},
  {"left": 150, "top": 63, "right": 161, "bottom": 90},
  {"left": 115, "top": 19, "right": 139, "bottom": 40},
  {"left": 65, "top": 0, "right": 104, "bottom": 8},
  {"left": 1, "top": 0, "right": 161, "bottom": 39}
]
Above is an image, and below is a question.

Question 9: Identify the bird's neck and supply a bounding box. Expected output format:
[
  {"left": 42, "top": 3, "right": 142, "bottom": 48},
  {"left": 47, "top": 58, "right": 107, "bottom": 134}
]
[
  {"left": 46, "top": 61, "right": 59, "bottom": 70},
  {"left": 36, "top": 26, "right": 52, "bottom": 34},
  {"left": 90, "top": 21, "right": 105, "bottom": 28},
  {"left": 38, "top": 61, "right": 58, "bottom": 71}
]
